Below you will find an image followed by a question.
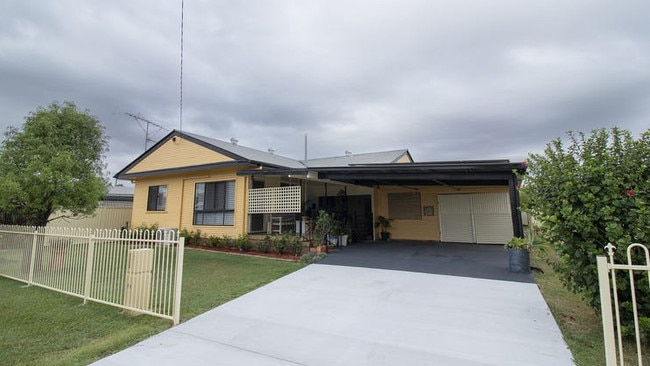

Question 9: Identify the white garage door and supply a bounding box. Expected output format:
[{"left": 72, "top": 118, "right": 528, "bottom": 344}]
[{"left": 438, "top": 193, "right": 513, "bottom": 244}]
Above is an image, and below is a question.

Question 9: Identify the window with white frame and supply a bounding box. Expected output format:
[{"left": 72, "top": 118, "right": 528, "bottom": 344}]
[
  {"left": 147, "top": 185, "right": 167, "bottom": 211},
  {"left": 194, "top": 181, "right": 236, "bottom": 226}
]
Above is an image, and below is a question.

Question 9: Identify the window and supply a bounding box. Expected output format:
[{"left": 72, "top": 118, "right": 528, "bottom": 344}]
[
  {"left": 194, "top": 181, "right": 236, "bottom": 226},
  {"left": 147, "top": 185, "right": 167, "bottom": 211},
  {"left": 388, "top": 192, "right": 422, "bottom": 220}
]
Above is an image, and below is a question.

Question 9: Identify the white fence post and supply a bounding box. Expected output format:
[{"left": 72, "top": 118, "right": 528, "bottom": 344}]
[
  {"left": 172, "top": 236, "right": 185, "bottom": 326},
  {"left": 598, "top": 242, "right": 650, "bottom": 366},
  {"left": 27, "top": 229, "right": 38, "bottom": 285},
  {"left": 83, "top": 234, "right": 95, "bottom": 304},
  {"left": 597, "top": 255, "right": 617, "bottom": 366}
]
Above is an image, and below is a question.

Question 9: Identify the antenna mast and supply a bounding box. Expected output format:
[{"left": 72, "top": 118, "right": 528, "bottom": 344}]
[
  {"left": 179, "top": 0, "right": 184, "bottom": 132},
  {"left": 125, "top": 112, "right": 168, "bottom": 151}
]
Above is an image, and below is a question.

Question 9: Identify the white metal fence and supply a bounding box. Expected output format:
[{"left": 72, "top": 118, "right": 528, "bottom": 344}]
[
  {"left": 0, "top": 225, "right": 185, "bottom": 325},
  {"left": 597, "top": 243, "right": 650, "bottom": 366}
]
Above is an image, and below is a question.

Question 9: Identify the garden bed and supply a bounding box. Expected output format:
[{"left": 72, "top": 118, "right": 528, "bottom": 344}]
[{"left": 186, "top": 244, "right": 302, "bottom": 261}]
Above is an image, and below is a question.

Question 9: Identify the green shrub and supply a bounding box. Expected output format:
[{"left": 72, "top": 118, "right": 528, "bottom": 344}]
[
  {"left": 272, "top": 235, "right": 287, "bottom": 255},
  {"left": 287, "top": 234, "right": 304, "bottom": 256},
  {"left": 257, "top": 235, "right": 272, "bottom": 253},
  {"left": 221, "top": 235, "right": 235, "bottom": 249},
  {"left": 132, "top": 223, "right": 160, "bottom": 232},
  {"left": 192, "top": 230, "right": 203, "bottom": 245},
  {"left": 300, "top": 253, "right": 326, "bottom": 263},
  {"left": 180, "top": 228, "right": 201, "bottom": 245},
  {"left": 237, "top": 234, "right": 252, "bottom": 252},
  {"left": 209, "top": 235, "right": 220, "bottom": 247},
  {"left": 524, "top": 127, "right": 650, "bottom": 340}
]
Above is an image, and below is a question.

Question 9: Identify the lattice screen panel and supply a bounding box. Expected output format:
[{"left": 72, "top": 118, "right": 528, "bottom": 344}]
[{"left": 248, "top": 186, "right": 301, "bottom": 214}]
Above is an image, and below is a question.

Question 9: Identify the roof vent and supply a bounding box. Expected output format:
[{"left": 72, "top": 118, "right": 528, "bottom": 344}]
[
  {"left": 345, "top": 150, "right": 352, "bottom": 157},
  {"left": 268, "top": 148, "right": 275, "bottom": 154},
  {"left": 230, "top": 137, "right": 238, "bottom": 145}
]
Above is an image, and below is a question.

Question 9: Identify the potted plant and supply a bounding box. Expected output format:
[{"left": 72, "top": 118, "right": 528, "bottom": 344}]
[
  {"left": 374, "top": 216, "right": 392, "bottom": 241},
  {"left": 339, "top": 223, "right": 350, "bottom": 247},
  {"left": 313, "top": 211, "right": 334, "bottom": 253},
  {"left": 504, "top": 236, "right": 530, "bottom": 273}
]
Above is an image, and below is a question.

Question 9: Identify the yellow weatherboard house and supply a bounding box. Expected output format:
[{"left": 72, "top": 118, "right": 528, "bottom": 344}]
[{"left": 115, "top": 130, "right": 526, "bottom": 244}]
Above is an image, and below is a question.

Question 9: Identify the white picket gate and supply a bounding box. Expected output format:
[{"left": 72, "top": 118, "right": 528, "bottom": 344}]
[
  {"left": 0, "top": 225, "right": 185, "bottom": 325},
  {"left": 597, "top": 243, "right": 650, "bottom": 366}
]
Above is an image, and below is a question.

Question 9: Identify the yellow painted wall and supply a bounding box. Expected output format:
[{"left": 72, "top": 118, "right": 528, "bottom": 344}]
[
  {"left": 130, "top": 169, "right": 250, "bottom": 238},
  {"left": 131, "top": 174, "right": 184, "bottom": 229},
  {"left": 126, "top": 136, "right": 234, "bottom": 174},
  {"left": 373, "top": 185, "right": 509, "bottom": 241}
]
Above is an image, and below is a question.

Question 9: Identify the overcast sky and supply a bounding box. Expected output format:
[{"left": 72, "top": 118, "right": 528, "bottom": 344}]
[{"left": 2, "top": 1, "right": 650, "bottom": 182}]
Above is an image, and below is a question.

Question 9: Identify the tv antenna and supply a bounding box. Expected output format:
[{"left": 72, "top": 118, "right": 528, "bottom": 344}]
[{"left": 125, "top": 112, "right": 169, "bottom": 151}]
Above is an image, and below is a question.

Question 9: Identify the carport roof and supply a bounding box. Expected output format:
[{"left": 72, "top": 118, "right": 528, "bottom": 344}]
[{"left": 238, "top": 160, "right": 526, "bottom": 187}]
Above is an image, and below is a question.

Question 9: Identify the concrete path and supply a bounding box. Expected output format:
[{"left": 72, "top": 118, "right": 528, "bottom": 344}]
[{"left": 94, "top": 262, "right": 574, "bottom": 365}]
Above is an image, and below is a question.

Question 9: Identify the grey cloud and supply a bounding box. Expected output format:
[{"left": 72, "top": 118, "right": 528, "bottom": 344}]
[{"left": 2, "top": 0, "right": 650, "bottom": 179}]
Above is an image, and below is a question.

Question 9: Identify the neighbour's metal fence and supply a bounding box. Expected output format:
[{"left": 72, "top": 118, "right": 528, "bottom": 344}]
[
  {"left": 597, "top": 243, "right": 650, "bottom": 366},
  {"left": 0, "top": 225, "right": 185, "bottom": 325}
]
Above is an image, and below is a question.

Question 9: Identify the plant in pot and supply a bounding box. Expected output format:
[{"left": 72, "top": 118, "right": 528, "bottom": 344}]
[
  {"left": 374, "top": 216, "right": 392, "bottom": 241},
  {"left": 504, "top": 236, "right": 530, "bottom": 273},
  {"left": 313, "top": 210, "right": 334, "bottom": 253}
]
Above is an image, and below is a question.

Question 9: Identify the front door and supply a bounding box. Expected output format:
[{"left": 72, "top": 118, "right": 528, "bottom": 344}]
[{"left": 319, "top": 195, "right": 372, "bottom": 242}]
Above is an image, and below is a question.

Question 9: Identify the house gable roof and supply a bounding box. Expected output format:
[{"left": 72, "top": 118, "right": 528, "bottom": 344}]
[
  {"left": 114, "top": 129, "right": 414, "bottom": 180},
  {"left": 181, "top": 131, "right": 306, "bottom": 169}
]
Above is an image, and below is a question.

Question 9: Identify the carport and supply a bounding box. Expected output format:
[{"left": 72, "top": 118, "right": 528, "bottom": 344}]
[
  {"left": 238, "top": 159, "right": 526, "bottom": 244},
  {"left": 315, "top": 160, "right": 527, "bottom": 242}
]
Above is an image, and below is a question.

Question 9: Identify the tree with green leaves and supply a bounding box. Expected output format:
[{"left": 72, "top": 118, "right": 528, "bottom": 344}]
[
  {"left": 0, "top": 101, "right": 108, "bottom": 226},
  {"left": 523, "top": 127, "right": 650, "bottom": 340}
]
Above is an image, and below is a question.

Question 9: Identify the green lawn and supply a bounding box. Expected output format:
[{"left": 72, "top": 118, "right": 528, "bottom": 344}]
[{"left": 0, "top": 248, "right": 305, "bottom": 366}]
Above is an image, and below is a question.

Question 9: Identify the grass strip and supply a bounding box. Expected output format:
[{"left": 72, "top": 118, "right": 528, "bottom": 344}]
[{"left": 533, "top": 250, "right": 649, "bottom": 366}]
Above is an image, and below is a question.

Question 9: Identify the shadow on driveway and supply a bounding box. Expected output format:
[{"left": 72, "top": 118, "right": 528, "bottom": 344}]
[{"left": 319, "top": 240, "right": 535, "bottom": 283}]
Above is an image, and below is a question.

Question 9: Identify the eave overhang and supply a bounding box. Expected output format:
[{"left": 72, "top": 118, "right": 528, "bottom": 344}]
[
  {"left": 236, "top": 161, "right": 526, "bottom": 187},
  {"left": 117, "top": 161, "right": 258, "bottom": 180}
]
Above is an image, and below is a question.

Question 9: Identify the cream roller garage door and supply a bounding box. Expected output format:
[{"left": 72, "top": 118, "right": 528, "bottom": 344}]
[{"left": 438, "top": 193, "right": 513, "bottom": 244}]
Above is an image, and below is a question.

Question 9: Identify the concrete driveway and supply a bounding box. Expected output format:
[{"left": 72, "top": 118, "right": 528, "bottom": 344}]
[{"left": 94, "top": 242, "right": 574, "bottom": 366}]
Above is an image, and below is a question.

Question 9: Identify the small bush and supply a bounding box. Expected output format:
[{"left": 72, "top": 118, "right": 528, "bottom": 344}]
[
  {"left": 272, "top": 235, "right": 287, "bottom": 255},
  {"left": 180, "top": 228, "right": 201, "bottom": 245},
  {"left": 192, "top": 229, "right": 202, "bottom": 243},
  {"left": 237, "top": 234, "right": 252, "bottom": 252},
  {"left": 209, "top": 235, "right": 220, "bottom": 247},
  {"left": 133, "top": 223, "right": 160, "bottom": 232},
  {"left": 257, "top": 235, "right": 272, "bottom": 253},
  {"left": 222, "top": 235, "right": 235, "bottom": 249},
  {"left": 287, "top": 234, "right": 304, "bottom": 256},
  {"left": 300, "top": 253, "right": 326, "bottom": 263}
]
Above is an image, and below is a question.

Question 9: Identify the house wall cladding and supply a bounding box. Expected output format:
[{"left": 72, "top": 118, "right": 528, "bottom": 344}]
[
  {"left": 130, "top": 169, "right": 249, "bottom": 237},
  {"left": 126, "top": 136, "right": 233, "bottom": 174},
  {"left": 374, "top": 186, "right": 509, "bottom": 242}
]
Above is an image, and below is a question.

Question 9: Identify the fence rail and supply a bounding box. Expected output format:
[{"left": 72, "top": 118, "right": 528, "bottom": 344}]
[
  {"left": 0, "top": 225, "right": 185, "bottom": 325},
  {"left": 597, "top": 243, "right": 650, "bottom": 366}
]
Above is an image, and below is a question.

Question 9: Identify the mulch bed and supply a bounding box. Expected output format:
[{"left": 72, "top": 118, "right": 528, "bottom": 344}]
[{"left": 186, "top": 245, "right": 305, "bottom": 261}]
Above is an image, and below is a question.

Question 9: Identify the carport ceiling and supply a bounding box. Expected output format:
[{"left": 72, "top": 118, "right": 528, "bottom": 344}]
[{"left": 314, "top": 160, "right": 526, "bottom": 187}]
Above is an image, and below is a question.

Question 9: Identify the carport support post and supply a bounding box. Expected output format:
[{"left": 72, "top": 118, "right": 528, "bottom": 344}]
[{"left": 508, "top": 174, "right": 524, "bottom": 238}]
